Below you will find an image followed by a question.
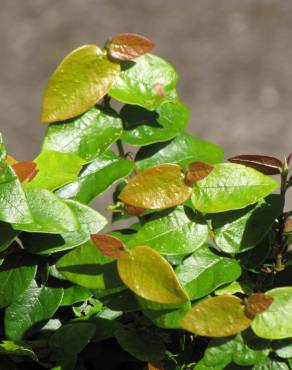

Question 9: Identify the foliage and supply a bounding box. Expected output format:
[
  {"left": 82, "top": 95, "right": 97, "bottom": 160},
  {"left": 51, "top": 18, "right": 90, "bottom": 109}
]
[{"left": 0, "top": 32, "right": 291, "bottom": 370}]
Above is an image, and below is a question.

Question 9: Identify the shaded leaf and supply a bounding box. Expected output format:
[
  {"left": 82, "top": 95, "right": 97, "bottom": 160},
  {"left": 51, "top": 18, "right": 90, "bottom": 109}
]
[
  {"left": 117, "top": 245, "right": 189, "bottom": 304},
  {"left": 4, "top": 280, "right": 63, "bottom": 340},
  {"left": 136, "top": 132, "right": 224, "bottom": 172},
  {"left": 120, "top": 101, "right": 189, "bottom": 146},
  {"left": 42, "top": 106, "right": 122, "bottom": 162},
  {"left": 57, "top": 151, "right": 133, "bottom": 204},
  {"left": 192, "top": 163, "right": 278, "bottom": 213},
  {"left": 119, "top": 163, "right": 192, "bottom": 209},
  {"left": 0, "top": 221, "right": 19, "bottom": 253},
  {"left": 127, "top": 206, "right": 208, "bottom": 254},
  {"left": 228, "top": 154, "right": 283, "bottom": 175},
  {"left": 185, "top": 161, "right": 214, "bottom": 185},
  {"left": 251, "top": 287, "right": 292, "bottom": 339},
  {"left": 109, "top": 53, "right": 177, "bottom": 110},
  {"left": 176, "top": 244, "right": 241, "bottom": 300},
  {"left": 12, "top": 161, "right": 38, "bottom": 182},
  {"left": 181, "top": 295, "right": 251, "bottom": 337},
  {"left": 91, "top": 234, "right": 127, "bottom": 259},
  {"left": 0, "top": 340, "right": 37, "bottom": 361},
  {"left": 107, "top": 33, "right": 155, "bottom": 61},
  {"left": 41, "top": 44, "right": 120, "bottom": 123}
]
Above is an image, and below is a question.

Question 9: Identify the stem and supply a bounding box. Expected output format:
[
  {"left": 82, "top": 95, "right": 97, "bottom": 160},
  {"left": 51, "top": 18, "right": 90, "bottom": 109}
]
[
  {"left": 101, "top": 94, "right": 111, "bottom": 109},
  {"left": 116, "top": 139, "right": 125, "bottom": 158}
]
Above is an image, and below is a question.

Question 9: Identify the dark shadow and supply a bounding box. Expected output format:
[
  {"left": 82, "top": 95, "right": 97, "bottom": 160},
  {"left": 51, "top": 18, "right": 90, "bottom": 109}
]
[{"left": 120, "top": 105, "right": 161, "bottom": 131}]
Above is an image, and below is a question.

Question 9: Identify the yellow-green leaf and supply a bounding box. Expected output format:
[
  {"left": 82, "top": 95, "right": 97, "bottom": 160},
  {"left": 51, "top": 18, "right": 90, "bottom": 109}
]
[
  {"left": 180, "top": 295, "right": 251, "bottom": 337},
  {"left": 41, "top": 45, "right": 120, "bottom": 123},
  {"left": 117, "top": 245, "right": 189, "bottom": 304},
  {"left": 119, "top": 163, "right": 192, "bottom": 209}
]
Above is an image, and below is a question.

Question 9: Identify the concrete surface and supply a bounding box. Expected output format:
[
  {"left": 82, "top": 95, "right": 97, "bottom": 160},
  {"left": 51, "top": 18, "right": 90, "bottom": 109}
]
[{"left": 1, "top": 0, "right": 291, "bottom": 210}]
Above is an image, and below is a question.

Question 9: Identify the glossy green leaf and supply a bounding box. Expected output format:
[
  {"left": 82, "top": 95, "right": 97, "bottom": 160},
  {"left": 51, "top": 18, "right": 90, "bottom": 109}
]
[
  {"left": 28, "top": 151, "right": 85, "bottom": 191},
  {"left": 192, "top": 163, "right": 278, "bottom": 213},
  {"left": 115, "top": 326, "right": 166, "bottom": 362},
  {"left": 0, "top": 255, "right": 37, "bottom": 308},
  {"left": 120, "top": 101, "right": 189, "bottom": 146},
  {"left": 135, "top": 132, "right": 224, "bottom": 172},
  {"left": 42, "top": 106, "right": 122, "bottom": 162},
  {"left": 23, "top": 200, "right": 107, "bottom": 254},
  {"left": 0, "top": 221, "right": 19, "bottom": 253},
  {"left": 61, "top": 286, "right": 91, "bottom": 306},
  {"left": 210, "top": 195, "right": 283, "bottom": 254},
  {"left": 176, "top": 244, "right": 241, "bottom": 300},
  {"left": 252, "top": 358, "right": 289, "bottom": 369},
  {"left": 0, "top": 340, "right": 37, "bottom": 361},
  {"left": 12, "top": 187, "right": 79, "bottom": 233},
  {"left": 272, "top": 339, "right": 292, "bottom": 359},
  {"left": 57, "top": 151, "right": 133, "bottom": 204},
  {"left": 215, "top": 281, "right": 253, "bottom": 296},
  {"left": 127, "top": 206, "right": 208, "bottom": 254},
  {"left": 56, "top": 240, "right": 123, "bottom": 289},
  {"left": 252, "top": 287, "right": 292, "bottom": 339},
  {"left": 5, "top": 280, "right": 63, "bottom": 340},
  {"left": 41, "top": 44, "right": 120, "bottom": 123},
  {"left": 117, "top": 245, "right": 189, "bottom": 304},
  {"left": 100, "top": 289, "right": 139, "bottom": 312},
  {"left": 0, "top": 165, "right": 32, "bottom": 224},
  {"left": 119, "top": 163, "right": 192, "bottom": 209},
  {"left": 109, "top": 53, "right": 177, "bottom": 110},
  {"left": 181, "top": 295, "right": 251, "bottom": 337}
]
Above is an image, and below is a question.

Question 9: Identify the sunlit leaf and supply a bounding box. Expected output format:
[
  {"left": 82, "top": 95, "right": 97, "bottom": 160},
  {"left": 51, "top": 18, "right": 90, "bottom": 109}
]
[
  {"left": 119, "top": 163, "right": 192, "bottom": 209},
  {"left": 106, "top": 33, "right": 155, "bottom": 61},
  {"left": 12, "top": 161, "right": 38, "bottom": 182},
  {"left": 192, "top": 163, "right": 278, "bottom": 213},
  {"left": 117, "top": 245, "right": 189, "bottom": 304},
  {"left": 41, "top": 45, "right": 120, "bottom": 123},
  {"left": 228, "top": 154, "right": 283, "bottom": 175},
  {"left": 185, "top": 161, "right": 214, "bottom": 185},
  {"left": 180, "top": 295, "right": 251, "bottom": 337},
  {"left": 91, "top": 234, "right": 127, "bottom": 259},
  {"left": 244, "top": 293, "right": 273, "bottom": 318}
]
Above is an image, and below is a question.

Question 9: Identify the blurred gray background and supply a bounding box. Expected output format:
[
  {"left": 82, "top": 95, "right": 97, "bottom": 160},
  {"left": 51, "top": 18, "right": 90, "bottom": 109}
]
[{"left": 1, "top": 0, "right": 291, "bottom": 210}]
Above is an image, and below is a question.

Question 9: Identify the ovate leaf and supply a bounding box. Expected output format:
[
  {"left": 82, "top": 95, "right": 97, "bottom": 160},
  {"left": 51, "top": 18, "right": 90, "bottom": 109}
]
[
  {"left": 106, "top": 33, "right": 155, "bottom": 61},
  {"left": 120, "top": 101, "right": 189, "bottom": 146},
  {"left": 181, "top": 295, "right": 251, "bottom": 337},
  {"left": 176, "top": 244, "right": 241, "bottom": 300},
  {"left": 91, "top": 234, "right": 127, "bottom": 259},
  {"left": 127, "top": 206, "right": 208, "bottom": 254},
  {"left": 192, "top": 163, "right": 278, "bottom": 213},
  {"left": 12, "top": 161, "right": 38, "bottom": 182},
  {"left": 185, "top": 161, "right": 214, "bottom": 185},
  {"left": 5, "top": 280, "right": 63, "bottom": 340},
  {"left": 136, "top": 132, "right": 224, "bottom": 171},
  {"left": 109, "top": 53, "right": 177, "bottom": 110},
  {"left": 41, "top": 44, "right": 120, "bottom": 123},
  {"left": 119, "top": 163, "right": 192, "bottom": 209},
  {"left": 244, "top": 293, "right": 274, "bottom": 318},
  {"left": 117, "top": 245, "right": 189, "bottom": 304},
  {"left": 42, "top": 106, "right": 122, "bottom": 162},
  {"left": 228, "top": 154, "right": 283, "bottom": 175},
  {"left": 251, "top": 287, "right": 292, "bottom": 339}
]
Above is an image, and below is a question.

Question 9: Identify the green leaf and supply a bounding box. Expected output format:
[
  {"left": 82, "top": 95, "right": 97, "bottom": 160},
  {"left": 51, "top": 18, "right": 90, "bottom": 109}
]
[
  {"left": 49, "top": 323, "right": 95, "bottom": 359},
  {"left": 4, "top": 280, "right": 63, "bottom": 340},
  {"left": 109, "top": 53, "right": 177, "bottom": 110},
  {"left": 127, "top": 206, "right": 208, "bottom": 254},
  {"left": 0, "top": 255, "right": 37, "bottom": 308},
  {"left": 42, "top": 106, "right": 122, "bottom": 162},
  {"left": 57, "top": 151, "right": 133, "bottom": 204},
  {"left": 120, "top": 101, "right": 189, "bottom": 146},
  {"left": 252, "top": 358, "right": 290, "bottom": 369},
  {"left": 99, "top": 289, "right": 139, "bottom": 312},
  {"left": 0, "top": 165, "right": 32, "bottom": 224},
  {"left": 28, "top": 151, "right": 85, "bottom": 191},
  {"left": 119, "top": 163, "right": 192, "bottom": 209},
  {"left": 215, "top": 281, "right": 253, "bottom": 296},
  {"left": 135, "top": 132, "right": 224, "bottom": 172},
  {"left": 272, "top": 339, "right": 292, "bottom": 359},
  {"left": 115, "top": 326, "right": 166, "bottom": 362},
  {"left": 23, "top": 200, "right": 107, "bottom": 254},
  {"left": 251, "top": 287, "right": 292, "bottom": 339},
  {"left": 41, "top": 44, "right": 120, "bottom": 123},
  {"left": 210, "top": 195, "right": 283, "bottom": 254},
  {"left": 12, "top": 187, "right": 79, "bottom": 233},
  {"left": 181, "top": 295, "right": 251, "bottom": 337},
  {"left": 0, "top": 340, "right": 37, "bottom": 361},
  {"left": 192, "top": 163, "right": 278, "bottom": 213},
  {"left": 0, "top": 221, "right": 19, "bottom": 253},
  {"left": 176, "top": 244, "right": 241, "bottom": 300},
  {"left": 56, "top": 240, "right": 123, "bottom": 289},
  {"left": 0, "top": 133, "right": 7, "bottom": 163},
  {"left": 117, "top": 245, "right": 189, "bottom": 304},
  {"left": 61, "top": 285, "right": 91, "bottom": 306}
]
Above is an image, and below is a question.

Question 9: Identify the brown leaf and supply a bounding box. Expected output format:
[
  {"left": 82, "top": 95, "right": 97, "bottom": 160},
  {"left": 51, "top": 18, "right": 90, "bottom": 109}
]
[
  {"left": 148, "top": 362, "right": 164, "bottom": 370},
  {"left": 107, "top": 33, "right": 155, "bottom": 61},
  {"left": 125, "top": 204, "right": 145, "bottom": 216},
  {"left": 12, "top": 161, "right": 38, "bottom": 182},
  {"left": 228, "top": 154, "right": 283, "bottom": 175},
  {"left": 185, "top": 162, "right": 214, "bottom": 185},
  {"left": 119, "top": 163, "right": 192, "bottom": 210},
  {"left": 91, "top": 234, "right": 127, "bottom": 259},
  {"left": 244, "top": 293, "right": 274, "bottom": 319}
]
